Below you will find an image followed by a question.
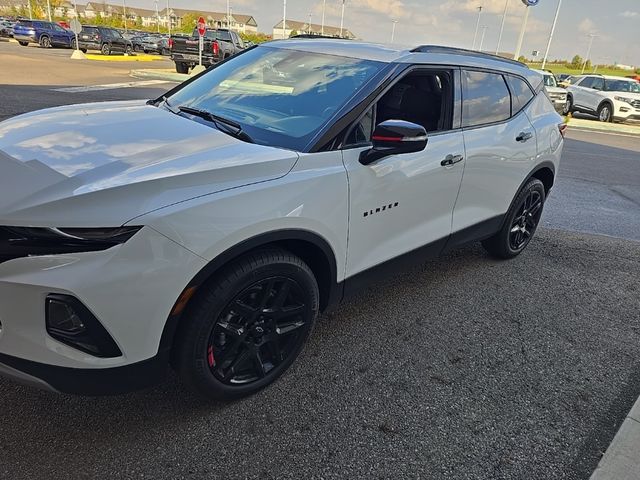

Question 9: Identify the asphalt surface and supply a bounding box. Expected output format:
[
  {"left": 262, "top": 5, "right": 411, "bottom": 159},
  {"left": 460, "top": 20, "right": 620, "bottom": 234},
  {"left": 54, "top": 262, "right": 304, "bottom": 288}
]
[{"left": 1, "top": 42, "right": 640, "bottom": 479}]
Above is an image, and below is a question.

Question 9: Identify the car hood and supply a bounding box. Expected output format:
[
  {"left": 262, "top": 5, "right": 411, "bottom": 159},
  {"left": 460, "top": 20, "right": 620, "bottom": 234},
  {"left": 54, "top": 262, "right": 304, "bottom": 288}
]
[
  {"left": 0, "top": 100, "right": 298, "bottom": 227},
  {"left": 545, "top": 86, "right": 566, "bottom": 95}
]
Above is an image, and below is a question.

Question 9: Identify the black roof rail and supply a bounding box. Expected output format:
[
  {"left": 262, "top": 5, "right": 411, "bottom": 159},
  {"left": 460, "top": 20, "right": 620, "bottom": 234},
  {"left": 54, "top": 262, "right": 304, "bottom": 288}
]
[
  {"left": 411, "top": 45, "right": 527, "bottom": 68},
  {"left": 289, "top": 34, "right": 346, "bottom": 40}
]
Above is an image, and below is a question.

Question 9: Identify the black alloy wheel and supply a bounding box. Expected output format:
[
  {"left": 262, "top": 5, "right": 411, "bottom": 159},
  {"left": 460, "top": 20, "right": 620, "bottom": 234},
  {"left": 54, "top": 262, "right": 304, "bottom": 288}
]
[
  {"left": 482, "top": 178, "right": 546, "bottom": 259},
  {"left": 101, "top": 43, "right": 110, "bottom": 55},
  {"left": 508, "top": 189, "right": 543, "bottom": 251},
  {"left": 207, "top": 276, "right": 309, "bottom": 385},
  {"left": 40, "top": 35, "right": 51, "bottom": 48},
  {"left": 562, "top": 95, "right": 573, "bottom": 115},
  {"left": 174, "top": 249, "right": 319, "bottom": 400}
]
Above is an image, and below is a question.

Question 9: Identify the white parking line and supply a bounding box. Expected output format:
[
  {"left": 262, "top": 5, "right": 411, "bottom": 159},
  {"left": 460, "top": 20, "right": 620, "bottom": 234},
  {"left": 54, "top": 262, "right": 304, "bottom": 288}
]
[{"left": 52, "top": 80, "right": 172, "bottom": 93}]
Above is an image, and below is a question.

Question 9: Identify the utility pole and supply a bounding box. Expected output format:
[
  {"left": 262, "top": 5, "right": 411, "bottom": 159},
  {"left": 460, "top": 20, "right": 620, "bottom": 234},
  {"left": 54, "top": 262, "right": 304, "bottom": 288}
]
[
  {"left": 472, "top": 5, "right": 482, "bottom": 50},
  {"left": 581, "top": 33, "right": 598, "bottom": 74},
  {"left": 495, "top": 0, "right": 508, "bottom": 55},
  {"left": 166, "top": 0, "right": 170, "bottom": 35},
  {"left": 478, "top": 25, "right": 488, "bottom": 52},
  {"left": 391, "top": 20, "right": 398, "bottom": 43},
  {"left": 27, "top": 0, "right": 32, "bottom": 20},
  {"left": 321, "top": 0, "right": 325, "bottom": 35},
  {"left": 282, "top": 0, "right": 286, "bottom": 39},
  {"left": 541, "top": 0, "right": 562, "bottom": 69},
  {"left": 226, "top": 0, "right": 230, "bottom": 28},
  {"left": 308, "top": 13, "right": 312, "bottom": 34},
  {"left": 513, "top": 4, "right": 530, "bottom": 60},
  {"left": 154, "top": 0, "right": 159, "bottom": 33},
  {"left": 339, "top": 0, "right": 345, "bottom": 38},
  {"left": 46, "top": 0, "right": 52, "bottom": 21},
  {"left": 122, "top": 0, "right": 127, "bottom": 32}
]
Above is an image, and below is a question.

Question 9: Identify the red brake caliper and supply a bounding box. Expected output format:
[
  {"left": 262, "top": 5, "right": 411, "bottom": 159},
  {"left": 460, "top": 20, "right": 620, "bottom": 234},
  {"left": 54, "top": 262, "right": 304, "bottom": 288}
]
[{"left": 207, "top": 345, "right": 216, "bottom": 367}]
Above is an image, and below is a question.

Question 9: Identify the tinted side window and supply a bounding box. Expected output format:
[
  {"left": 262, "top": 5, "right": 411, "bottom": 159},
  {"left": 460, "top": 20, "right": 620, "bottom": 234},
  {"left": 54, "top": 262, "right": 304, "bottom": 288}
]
[
  {"left": 506, "top": 75, "right": 534, "bottom": 114},
  {"left": 592, "top": 77, "right": 604, "bottom": 90},
  {"left": 462, "top": 70, "right": 510, "bottom": 127},
  {"left": 578, "top": 77, "right": 593, "bottom": 88}
]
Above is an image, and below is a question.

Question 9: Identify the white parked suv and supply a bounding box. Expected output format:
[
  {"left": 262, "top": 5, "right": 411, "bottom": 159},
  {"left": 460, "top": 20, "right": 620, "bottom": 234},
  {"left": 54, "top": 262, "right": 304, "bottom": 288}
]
[
  {"left": 533, "top": 69, "right": 567, "bottom": 114},
  {"left": 0, "top": 41, "right": 564, "bottom": 399},
  {"left": 564, "top": 74, "right": 640, "bottom": 122}
]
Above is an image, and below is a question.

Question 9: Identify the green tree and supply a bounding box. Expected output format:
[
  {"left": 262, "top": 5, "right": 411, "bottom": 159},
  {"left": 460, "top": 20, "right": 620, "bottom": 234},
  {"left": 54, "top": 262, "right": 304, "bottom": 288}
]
[
  {"left": 518, "top": 55, "right": 526, "bottom": 63},
  {"left": 571, "top": 55, "right": 583, "bottom": 69},
  {"left": 180, "top": 12, "right": 200, "bottom": 31},
  {"left": 289, "top": 29, "right": 297, "bottom": 37}
]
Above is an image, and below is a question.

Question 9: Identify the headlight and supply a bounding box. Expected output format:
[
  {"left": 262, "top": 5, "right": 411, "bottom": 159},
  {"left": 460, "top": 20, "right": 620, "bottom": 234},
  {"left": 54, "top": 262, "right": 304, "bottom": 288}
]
[
  {"left": 614, "top": 96, "right": 635, "bottom": 104},
  {"left": 0, "top": 226, "right": 142, "bottom": 264}
]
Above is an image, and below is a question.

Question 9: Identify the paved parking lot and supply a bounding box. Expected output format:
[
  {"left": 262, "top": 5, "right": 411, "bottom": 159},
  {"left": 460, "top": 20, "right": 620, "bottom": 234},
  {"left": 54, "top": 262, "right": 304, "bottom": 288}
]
[{"left": 1, "top": 42, "right": 639, "bottom": 479}]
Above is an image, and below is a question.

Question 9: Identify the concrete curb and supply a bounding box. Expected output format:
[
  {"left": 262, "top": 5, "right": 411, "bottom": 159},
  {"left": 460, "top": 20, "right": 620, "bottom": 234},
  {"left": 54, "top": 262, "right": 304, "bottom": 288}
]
[
  {"left": 130, "top": 68, "right": 188, "bottom": 83},
  {"left": 567, "top": 118, "right": 640, "bottom": 136},
  {"left": 591, "top": 396, "right": 640, "bottom": 480}
]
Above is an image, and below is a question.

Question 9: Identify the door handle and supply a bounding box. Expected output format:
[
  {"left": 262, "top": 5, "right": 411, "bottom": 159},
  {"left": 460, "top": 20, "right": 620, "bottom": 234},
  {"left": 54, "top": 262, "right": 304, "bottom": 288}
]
[
  {"left": 516, "top": 132, "right": 533, "bottom": 142},
  {"left": 441, "top": 154, "right": 464, "bottom": 167}
]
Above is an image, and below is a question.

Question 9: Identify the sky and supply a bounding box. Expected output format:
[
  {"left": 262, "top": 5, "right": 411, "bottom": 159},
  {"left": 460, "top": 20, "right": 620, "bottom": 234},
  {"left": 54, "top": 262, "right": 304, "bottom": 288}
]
[{"left": 152, "top": 0, "right": 639, "bottom": 66}]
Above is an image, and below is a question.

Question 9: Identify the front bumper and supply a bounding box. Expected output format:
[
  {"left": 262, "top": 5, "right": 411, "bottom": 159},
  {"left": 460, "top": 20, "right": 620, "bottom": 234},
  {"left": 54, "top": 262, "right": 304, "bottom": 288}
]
[
  {"left": 0, "top": 226, "right": 207, "bottom": 388},
  {"left": 0, "top": 350, "right": 169, "bottom": 394}
]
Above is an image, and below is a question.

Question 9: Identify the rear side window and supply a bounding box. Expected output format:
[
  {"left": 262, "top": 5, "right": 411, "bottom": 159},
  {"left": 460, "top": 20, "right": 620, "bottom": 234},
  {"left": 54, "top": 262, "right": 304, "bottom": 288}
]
[
  {"left": 462, "top": 70, "right": 510, "bottom": 127},
  {"left": 577, "top": 77, "right": 593, "bottom": 88},
  {"left": 83, "top": 27, "right": 98, "bottom": 35},
  {"left": 506, "top": 75, "right": 534, "bottom": 114}
]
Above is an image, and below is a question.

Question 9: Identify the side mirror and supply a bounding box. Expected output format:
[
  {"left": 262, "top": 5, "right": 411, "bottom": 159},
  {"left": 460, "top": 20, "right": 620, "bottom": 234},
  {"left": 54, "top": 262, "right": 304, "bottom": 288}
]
[{"left": 359, "top": 120, "right": 428, "bottom": 166}]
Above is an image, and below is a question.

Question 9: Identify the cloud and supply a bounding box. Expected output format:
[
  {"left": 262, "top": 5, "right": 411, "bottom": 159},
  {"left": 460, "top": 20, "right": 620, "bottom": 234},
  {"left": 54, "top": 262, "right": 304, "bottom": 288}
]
[
  {"left": 620, "top": 11, "right": 638, "bottom": 18},
  {"left": 578, "top": 18, "right": 596, "bottom": 34}
]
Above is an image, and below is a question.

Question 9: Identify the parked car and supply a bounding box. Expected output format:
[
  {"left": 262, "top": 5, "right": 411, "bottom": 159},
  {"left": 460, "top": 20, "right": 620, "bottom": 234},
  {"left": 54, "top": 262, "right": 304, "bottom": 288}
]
[
  {"left": 0, "top": 41, "right": 564, "bottom": 399},
  {"left": 557, "top": 74, "right": 578, "bottom": 88},
  {"left": 13, "top": 19, "right": 75, "bottom": 48},
  {"left": 170, "top": 28, "right": 244, "bottom": 74},
  {"left": 533, "top": 69, "right": 567, "bottom": 113},
  {"left": 0, "top": 19, "right": 15, "bottom": 37},
  {"left": 77, "top": 25, "right": 133, "bottom": 55},
  {"left": 57, "top": 20, "right": 70, "bottom": 29},
  {"left": 564, "top": 74, "right": 640, "bottom": 122},
  {"left": 138, "top": 35, "right": 169, "bottom": 55}
]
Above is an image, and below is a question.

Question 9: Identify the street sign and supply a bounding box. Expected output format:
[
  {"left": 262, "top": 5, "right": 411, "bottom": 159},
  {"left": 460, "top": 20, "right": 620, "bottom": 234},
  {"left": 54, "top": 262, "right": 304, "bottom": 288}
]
[
  {"left": 197, "top": 16, "right": 206, "bottom": 36},
  {"left": 521, "top": 0, "right": 539, "bottom": 6},
  {"left": 532, "top": 50, "right": 540, "bottom": 57},
  {"left": 69, "top": 18, "right": 82, "bottom": 34}
]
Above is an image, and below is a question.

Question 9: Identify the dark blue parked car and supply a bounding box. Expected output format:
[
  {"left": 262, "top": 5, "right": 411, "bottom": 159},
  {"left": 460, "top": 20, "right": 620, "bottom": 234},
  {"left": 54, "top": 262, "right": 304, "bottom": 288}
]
[{"left": 13, "top": 19, "right": 75, "bottom": 48}]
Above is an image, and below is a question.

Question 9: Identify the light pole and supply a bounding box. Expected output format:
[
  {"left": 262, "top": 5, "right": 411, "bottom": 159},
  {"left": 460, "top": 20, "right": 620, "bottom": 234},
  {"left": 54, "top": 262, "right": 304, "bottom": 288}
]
[
  {"left": 321, "top": 0, "right": 326, "bottom": 35},
  {"left": 478, "top": 25, "right": 488, "bottom": 52},
  {"left": 472, "top": 5, "right": 482, "bottom": 50},
  {"left": 391, "top": 20, "right": 398, "bottom": 43},
  {"left": 122, "top": 0, "right": 127, "bottom": 33},
  {"left": 541, "top": 0, "right": 562, "bottom": 69},
  {"left": 308, "top": 13, "right": 312, "bottom": 34},
  {"left": 581, "top": 33, "right": 598, "bottom": 74},
  {"left": 46, "top": 0, "right": 52, "bottom": 21},
  {"left": 282, "top": 0, "right": 286, "bottom": 39},
  {"left": 495, "top": 0, "right": 509, "bottom": 55},
  {"left": 27, "top": 0, "right": 32, "bottom": 20},
  {"left": 513, "top": 4, "right": 530, "bottom": 60},
  {"left": 226, "top": 0, "right": 230, "bottom": 28},
  {"left": 154, "top": 0, "right": 159, "bottom": 32},
  {"left": 339, "top": 0, "right": 345, "bottom": 38},
  {"left": 166, "top": 0, "right": 170, "bottom": 35}
]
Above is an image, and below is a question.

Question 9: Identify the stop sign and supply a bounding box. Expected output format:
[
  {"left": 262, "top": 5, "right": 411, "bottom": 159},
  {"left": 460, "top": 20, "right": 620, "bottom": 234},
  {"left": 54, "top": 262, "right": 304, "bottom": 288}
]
[{"left": 197, "top": 16, "right": 206, "bottom": 36}]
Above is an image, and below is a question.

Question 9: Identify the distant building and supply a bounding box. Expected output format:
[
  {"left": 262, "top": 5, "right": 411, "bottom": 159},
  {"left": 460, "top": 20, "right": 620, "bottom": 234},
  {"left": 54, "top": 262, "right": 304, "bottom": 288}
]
[
  {"left": 614, "top": 64, "right": 635, "bottom": 71},
  {"left": 157, "top": 8, "right": 257, "bottom": 34},
  {"left": 272, "top": 19, "right": 355, "bottom": 40}
]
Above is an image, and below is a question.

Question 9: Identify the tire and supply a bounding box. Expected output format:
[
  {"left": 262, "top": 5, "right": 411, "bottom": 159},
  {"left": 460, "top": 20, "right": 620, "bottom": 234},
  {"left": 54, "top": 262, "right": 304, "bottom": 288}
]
[
  {"left": 161, "top": 48, "right": 168, "bottom": 56},
  {"left": 134, "top": 44, "right": 141, "bottom": 52},
  {"left": 482, "top": 178, "right": 546, "bottom": 259},
  {"left": 70, "top": 38, "right": 76, "bottom": 50},
  {"left": 101, "top": 43, "right": 110, "bottom": 55},
  {"left": 125, "top": 45, "right": 132, "bottom": 55},
  {"left": 174, "top": 249, "right": 319, "bottom": 400},
  {"left": 39, "top": 35, "right": 51, "bottom": 48},
  {"left": 562, "top": 95, "right": 573, "bottom": 115},
  {"left": 80, "top": 48, "right": 87, "bottom": 53},
  {"left": 18, "top": 40, "right": 28, "bottom": 46},
  {"left": 175, "top": 62, "right": 189, "bottom": 74},
  {"left": 597, "top": 102, "right": 613, "bottom": 122}
]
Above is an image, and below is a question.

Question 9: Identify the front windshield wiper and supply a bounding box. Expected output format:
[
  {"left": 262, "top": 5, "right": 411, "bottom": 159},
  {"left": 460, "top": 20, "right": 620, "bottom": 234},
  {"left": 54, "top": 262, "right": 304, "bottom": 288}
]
[{"left": 178, "top": 106, "right": 254, "bottom": 143}]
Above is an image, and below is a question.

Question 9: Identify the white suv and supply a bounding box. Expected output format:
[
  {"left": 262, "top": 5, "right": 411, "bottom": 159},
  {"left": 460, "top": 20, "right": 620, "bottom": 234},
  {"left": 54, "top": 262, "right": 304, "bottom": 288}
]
[
  {"left": 564, "top": 74, "right": 640, "bottom": 122},
  {"left": 0, "top": 41, "right": 564, "bottom": 399}
]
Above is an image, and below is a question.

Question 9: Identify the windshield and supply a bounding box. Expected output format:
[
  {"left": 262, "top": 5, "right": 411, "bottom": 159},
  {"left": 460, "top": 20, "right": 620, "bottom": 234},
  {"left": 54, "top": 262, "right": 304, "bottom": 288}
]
[
  {"left": 604, "top": 80, "right": 640, "bottom": 93},
  {"left": 166, "top": 46, "right": 385, "bottom": 150},
  {"left": 543, "top": 74, "right": 557, "bottom": 88}
]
